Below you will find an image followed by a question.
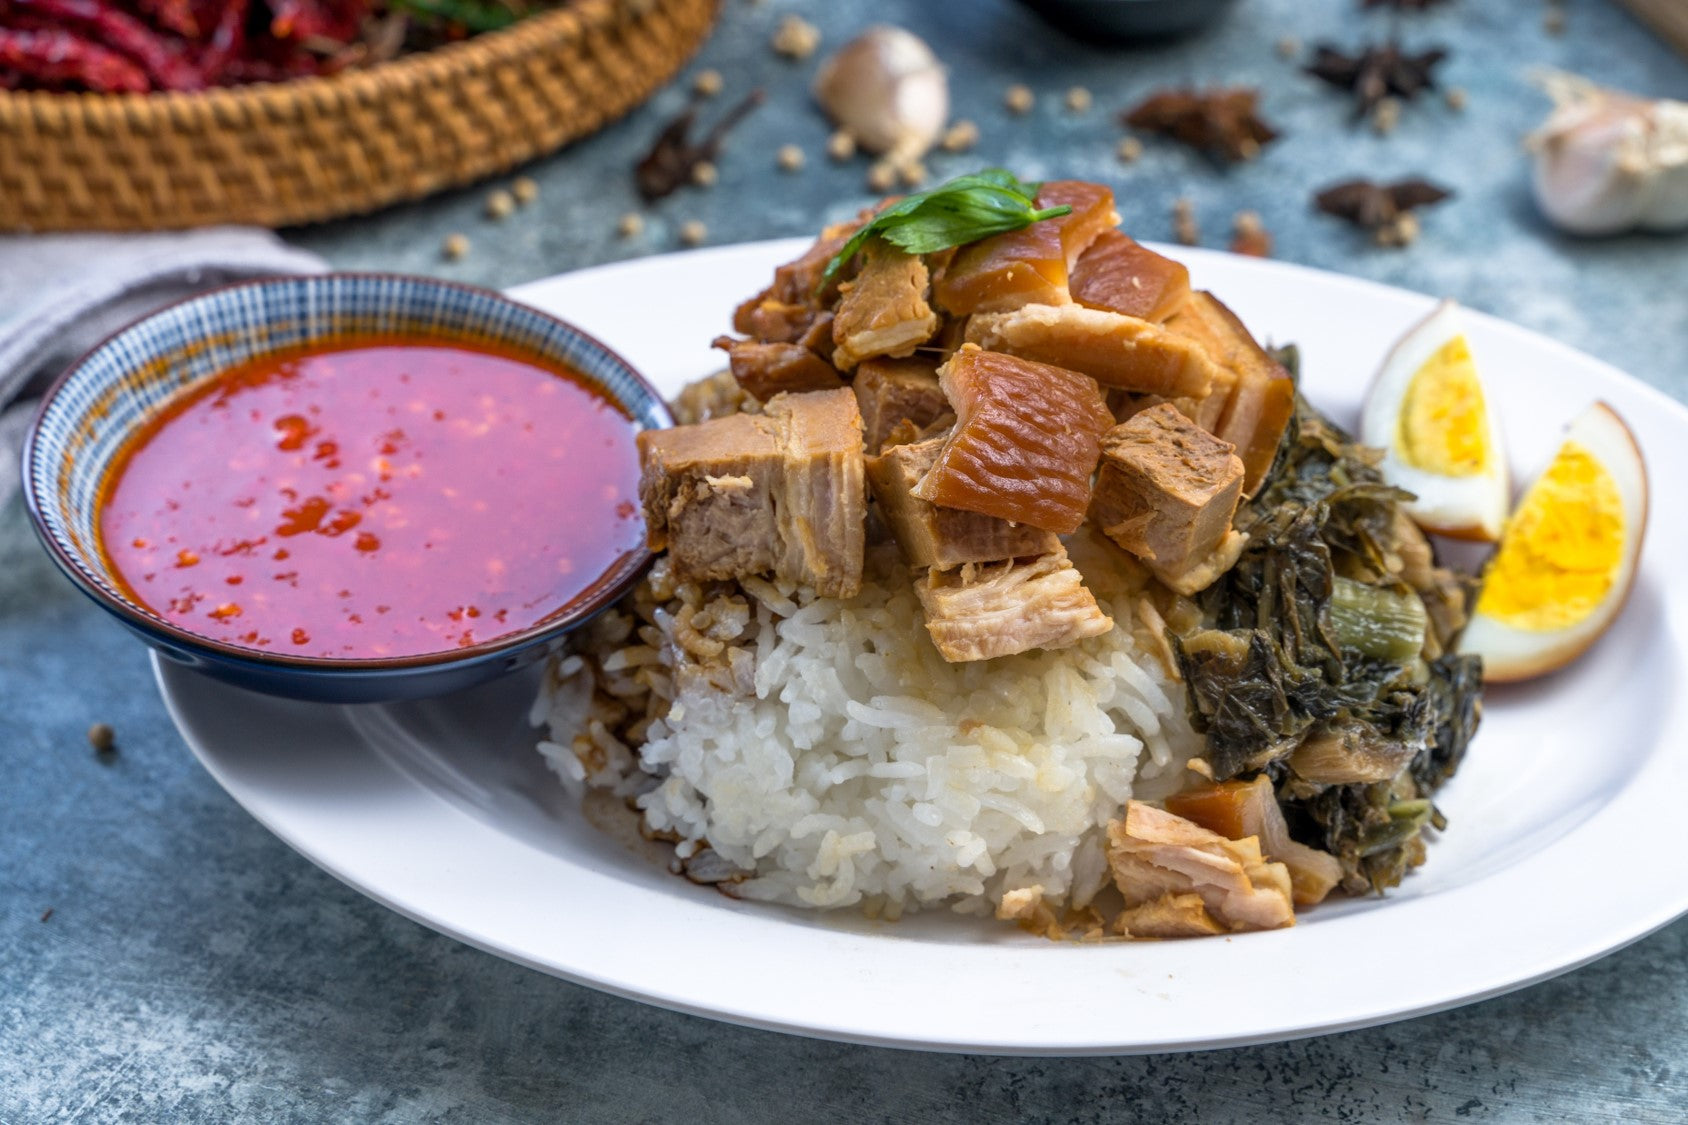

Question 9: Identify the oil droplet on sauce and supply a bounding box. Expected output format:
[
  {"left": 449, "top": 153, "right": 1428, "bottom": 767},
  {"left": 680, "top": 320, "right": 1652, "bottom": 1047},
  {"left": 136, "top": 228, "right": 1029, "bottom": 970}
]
[{"left": 98, "top": 336, "right": 644, "bottom": 658}]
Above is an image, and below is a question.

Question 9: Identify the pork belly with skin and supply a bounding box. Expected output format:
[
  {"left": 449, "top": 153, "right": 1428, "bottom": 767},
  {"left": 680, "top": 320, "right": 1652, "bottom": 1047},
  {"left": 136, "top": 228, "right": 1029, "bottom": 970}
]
[
  {"left": 1070, "top": 229, "right": 1192, "bottom": 323},
  {"left": 964, "top": 303, "right": 1216, "bottom": 400},
  {"left": 914, "top": 545, "right": 1113, "bottom": 662},
  {"left": 932, "top": 181, "right": 1119, "bottom": 316},
  {"left": 1163, "top": 291, "right": 1295, "bottom": 497},
  {"left": 1091, "top": 403, "right": 1246, "bottom": 595},
  {"left": 637, "top": 388, "right": 866, "bottom": 597},
  {"left": 867, "top": 435, "right": 1059, "bottom": 569},
  {"left": 853, "top": 356, "right": 949, "bottom": 454},
  {"left": 1107, "top": 801, "right": 1295, "bottom": 936},
  {"left": 912, "top": 346, "right": 1113, "bottom": 535},
  {"left": 831, "top": 242, "right": 939, "bottom": 371},
  {"left": 711, "top": 336, "right": 843, "bottom": 401}
]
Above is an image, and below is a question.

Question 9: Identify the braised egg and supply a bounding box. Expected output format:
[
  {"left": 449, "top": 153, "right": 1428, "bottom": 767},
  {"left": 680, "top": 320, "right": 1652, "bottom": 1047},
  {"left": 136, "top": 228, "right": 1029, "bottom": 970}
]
[
  {"left": 1362, "top": 300, "right": 1510, "bottom": 541},
  {"left": 1461, "top": 402, "right": 1648, "bottom": 682}
]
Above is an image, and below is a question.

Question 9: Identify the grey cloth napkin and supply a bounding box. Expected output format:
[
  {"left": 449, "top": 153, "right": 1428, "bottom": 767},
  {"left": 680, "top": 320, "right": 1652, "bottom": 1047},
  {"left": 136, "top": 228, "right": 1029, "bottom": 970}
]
[{"left": 0, "top": 228, "right": 325, "bottom": 505}]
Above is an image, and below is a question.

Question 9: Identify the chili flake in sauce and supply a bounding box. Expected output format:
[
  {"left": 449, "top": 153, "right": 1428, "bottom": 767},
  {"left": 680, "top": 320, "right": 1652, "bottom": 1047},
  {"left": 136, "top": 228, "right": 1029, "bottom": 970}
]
[{"left": 98, "top": 336, "right": 644, "bottom": 659}]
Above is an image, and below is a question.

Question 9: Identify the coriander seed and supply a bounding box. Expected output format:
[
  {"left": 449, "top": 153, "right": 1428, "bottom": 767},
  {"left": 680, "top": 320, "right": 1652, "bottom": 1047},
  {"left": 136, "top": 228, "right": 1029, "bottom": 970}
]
[
  {"left": 1065, "top": 86, "right": 1092, "bottom": 113},
  {"left": 442, "top": 233, "right": 470, "bottom": 260},
  {"left": 826, "top": 130, "right": 856, "bottom": 161},
  {"left": 88, "top": 722, "right": 115, "bottom": 752},
  {"left": 941, "top": 120, "right": 979, "bottom": 153},
  {"left": 693, "top": 68, "right": 723, "bottom": 97},
  {"left": 485, "top": 188, "right": 515, "bottom": 220},
  {"left": 691, "top": 160, "right": 718, "bottom": 188},
  {"left": 1116, "top": 136, "right": 1143, "bottom": 164},
  {"left": 1173, "top": 197, "right": 1199, "bottom": 246},
  {"left": 512, "top": 176, "right": 539, "bottom": 205},
  {"left": 776, "top": 144, "right": 805, "bottom": 172},
  {"left": 1004, "top": 84, "right": 1034, "bottom": 115},
  {"left": 772, "top": 15, "right": 820, "bottom": 59},
  {"left": 1445, "top": 87, "right": 1467, "bottom": 112},
  {"left": 679, "top": 219, "right": 707, "bottom": 246},
  {"left": 866, "top": 160, "right": 896, "bottom": 192},
  {"left": 617, "top": 212, "right": 644, "bottom": 238}
]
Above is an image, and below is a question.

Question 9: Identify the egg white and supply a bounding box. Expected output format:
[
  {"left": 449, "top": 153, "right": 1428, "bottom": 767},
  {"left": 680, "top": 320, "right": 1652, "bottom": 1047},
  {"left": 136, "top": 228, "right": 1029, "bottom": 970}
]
[
  {"left": 1362, "top": 300, "right": 1511, "bottom": 542},
  {"left": 1460, "top": 402, "right": 1649, "bottom": 682}
]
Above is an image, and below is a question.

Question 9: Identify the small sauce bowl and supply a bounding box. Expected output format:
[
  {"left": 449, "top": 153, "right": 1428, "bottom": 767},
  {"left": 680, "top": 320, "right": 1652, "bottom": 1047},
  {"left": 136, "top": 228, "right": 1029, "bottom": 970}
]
[{"left": 23, "top": 274, "right": 671, "bottom": 704}]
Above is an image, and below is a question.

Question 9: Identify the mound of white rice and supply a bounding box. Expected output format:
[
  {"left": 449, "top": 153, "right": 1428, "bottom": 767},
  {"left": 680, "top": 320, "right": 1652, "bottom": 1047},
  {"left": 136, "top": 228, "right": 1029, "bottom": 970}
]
[{"left": 533, "top": 535, "right": 1198, "bottom": 919}]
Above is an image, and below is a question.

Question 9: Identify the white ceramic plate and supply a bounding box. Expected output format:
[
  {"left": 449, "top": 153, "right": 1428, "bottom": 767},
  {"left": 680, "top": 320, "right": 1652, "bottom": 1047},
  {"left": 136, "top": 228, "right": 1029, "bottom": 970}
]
[{"left": 159, "top": 241, "right": 1688, "bottom": 1055}]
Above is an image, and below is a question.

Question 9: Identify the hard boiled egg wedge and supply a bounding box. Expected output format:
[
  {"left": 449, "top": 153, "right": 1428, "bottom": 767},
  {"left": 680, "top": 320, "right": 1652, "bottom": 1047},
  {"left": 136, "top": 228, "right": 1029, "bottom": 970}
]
[
  {"left": 1461, "top": 402, "right": 1648, "bottom": 682},
  {"left": 1363, "top": 300, "right": 1510, "bottom": 541}
]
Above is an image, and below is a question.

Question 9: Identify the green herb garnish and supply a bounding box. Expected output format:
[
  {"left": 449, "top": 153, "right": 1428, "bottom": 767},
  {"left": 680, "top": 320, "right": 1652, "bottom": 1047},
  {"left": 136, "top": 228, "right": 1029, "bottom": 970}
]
[
  {"left": 389, "top": 0, "right": 527, "bottom": 33},
  {"left": 818, "top": 168, "right": 1072, "bottom": 290}
]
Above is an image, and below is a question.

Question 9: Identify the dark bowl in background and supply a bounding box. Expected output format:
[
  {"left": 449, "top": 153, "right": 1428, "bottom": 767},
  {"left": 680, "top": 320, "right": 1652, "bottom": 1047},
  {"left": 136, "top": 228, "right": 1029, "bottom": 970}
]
[{"left": 1011, "top": 0, "right": 1238, "bottom": 41}]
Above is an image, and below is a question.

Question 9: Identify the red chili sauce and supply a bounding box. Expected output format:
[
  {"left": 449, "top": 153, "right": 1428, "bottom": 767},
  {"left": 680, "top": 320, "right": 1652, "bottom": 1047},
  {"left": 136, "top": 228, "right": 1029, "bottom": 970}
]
[{"left": 97, "top": 336, "right": 644, "bottom": 659}]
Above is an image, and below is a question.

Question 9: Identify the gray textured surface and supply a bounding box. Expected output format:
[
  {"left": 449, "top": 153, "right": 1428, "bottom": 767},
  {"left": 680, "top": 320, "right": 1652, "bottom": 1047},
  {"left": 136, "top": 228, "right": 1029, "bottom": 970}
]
[{"left": 4, "top": 0, "right": 1687, "bottom": 1120}]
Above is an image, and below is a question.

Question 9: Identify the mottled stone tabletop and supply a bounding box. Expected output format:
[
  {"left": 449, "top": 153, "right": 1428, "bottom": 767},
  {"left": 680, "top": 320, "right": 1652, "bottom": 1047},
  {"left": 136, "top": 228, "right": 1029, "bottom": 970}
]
[{"left": 4, "top": 0, "right": 1687, "bottom": 1121}]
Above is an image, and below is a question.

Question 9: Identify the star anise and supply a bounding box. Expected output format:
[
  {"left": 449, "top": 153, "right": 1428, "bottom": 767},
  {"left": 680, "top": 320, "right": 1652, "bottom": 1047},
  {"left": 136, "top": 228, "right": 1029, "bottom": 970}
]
[
  {"left": 1122, "top": 87, "right": 1280, "bottom": 163},
  {"left": 1314, "top": 177, "right": 1452, "bottom": 245},
  {"left": 635, "top": 89, "right": 765, "bottom": 201},
  {"left": 1304, "top": 41, "right": 1447, "bottom": 118}
]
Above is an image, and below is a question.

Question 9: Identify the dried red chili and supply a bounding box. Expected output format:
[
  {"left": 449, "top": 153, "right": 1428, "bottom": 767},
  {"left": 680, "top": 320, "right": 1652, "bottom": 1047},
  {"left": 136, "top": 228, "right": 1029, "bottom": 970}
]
[
  {"left": 10, "top": 0, "right": 204, "bottom": 90},
  {"left": 0, "top": 27, "right": 149, "bottom": 92}
]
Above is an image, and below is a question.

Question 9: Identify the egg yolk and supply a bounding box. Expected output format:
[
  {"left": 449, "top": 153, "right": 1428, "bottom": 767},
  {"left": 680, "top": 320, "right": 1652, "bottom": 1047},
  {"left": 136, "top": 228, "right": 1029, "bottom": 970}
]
[
  {"left": 1476, "top": 440, "right": 1624, "bottom": 631},
  {"left": 1396, "top": 336, "right": 1490, "bottom": 478}
]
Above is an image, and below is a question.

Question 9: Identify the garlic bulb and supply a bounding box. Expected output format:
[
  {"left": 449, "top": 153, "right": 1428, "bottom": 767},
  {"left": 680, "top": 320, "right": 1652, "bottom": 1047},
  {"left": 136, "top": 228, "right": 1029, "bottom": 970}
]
[
  {"left": 812, "top": 26, "right": 948, "bottom": 168},
  {"left": 1526, "top": 70, "right": 1688, "bottom": 236}
]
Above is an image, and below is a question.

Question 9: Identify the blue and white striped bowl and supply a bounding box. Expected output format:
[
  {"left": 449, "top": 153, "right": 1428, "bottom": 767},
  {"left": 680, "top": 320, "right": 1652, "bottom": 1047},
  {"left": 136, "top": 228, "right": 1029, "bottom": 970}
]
[{"left": 22, "top": 274, "right": 671, "bottom": 704}]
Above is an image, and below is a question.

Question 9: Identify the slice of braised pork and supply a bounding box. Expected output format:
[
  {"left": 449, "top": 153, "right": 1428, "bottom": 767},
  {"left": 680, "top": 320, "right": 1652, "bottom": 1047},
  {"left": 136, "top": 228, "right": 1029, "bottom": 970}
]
[
  {"left": 637, "top": 388, "right": 866, "bottom": 597},
  {"left": 932, "top": 181, "right": 1119, "bottom": 316},
  {"left": 853, "top": 356, "right": 949, "bottom": 454},
  {"left": 1106, "top": 801, "right": 1295, "bottom": 935},
  {"left": 914, "top": 545, "right": 1113, "bottom": 662},
  {"left": 912, "top": 346, "right": 1113, "bottom": 535},
  {"left": 866, "top": 435, "right": 1059, "bottom": 569},
  {"left": 964, "top": 303, "right": 1216, "bottom": 399},
  {"left": 1162, "top": 291, "right": 1295, "bottom": 497},
  {"left": 831, "top": 242, "right": 939, "bottom": 371},
  {"left": 1164, "top": 776, "right": 1345, "bottom": 906},
  {"left": 711, "top": 336, "right": 843, "bottom": 402},
  {"left": 1070, "top": 229, "right": 1192, "bottom": 323},
  {"left": 1091, "top": 403, "right": 1247, "bottom": 595}
]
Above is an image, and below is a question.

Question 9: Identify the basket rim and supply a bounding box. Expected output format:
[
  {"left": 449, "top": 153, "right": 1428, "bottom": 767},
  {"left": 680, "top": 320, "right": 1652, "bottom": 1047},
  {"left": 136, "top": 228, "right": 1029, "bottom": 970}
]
[{"left": 0, "top": 0, "right": 641, "bottom": 111}]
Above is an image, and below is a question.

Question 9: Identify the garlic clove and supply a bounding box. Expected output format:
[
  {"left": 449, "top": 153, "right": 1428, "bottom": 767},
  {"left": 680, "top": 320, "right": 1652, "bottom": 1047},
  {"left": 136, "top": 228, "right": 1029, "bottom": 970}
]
[
  {"left": 812, "top": 26, "right": 948, "bottom": 164},
  {"left": 1527, "top": 70, "right": 1688, "bottom": 236}
]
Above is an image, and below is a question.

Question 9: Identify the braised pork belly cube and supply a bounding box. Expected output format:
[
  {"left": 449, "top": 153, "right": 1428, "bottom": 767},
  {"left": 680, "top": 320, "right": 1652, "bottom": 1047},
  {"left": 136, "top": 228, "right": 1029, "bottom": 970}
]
[
  {"left": 1070, "top": 230, "right": 1192, "bottom": 323},
  {"left": 831, "top": 242, "right": 939, "bottom": 371},
  {"left": 964, "top": 303, "right": 1216, "bottom": 399},
  {"left": 932, "top": 181, "right": 1119, "bottom": 316},
  {"left": 1163, "top": 291, "right": 1295, "bottom": 497},
  {"left": 866, "top": 435, "right": 1059, "bottom": 569},
  {"left": 853, "top": 356, "right": 949, "bottom": 454},
  {"left": 637, "top": 388, "right": 866, "bottom": 597},
  {"left": 712, "top": 336, "right": 843, "bottom": 402},
  {"left": 1107, "top": 801, "right": 1295, "bottom": 936},
  {"left": 914, "top": 546, "right": 1113, "bottom": 662},
  {"left": 912, "top": 346, "right": 1113, "bottom": 535},
  {"left": 1091, "top": 403, "right": 1246, "bottom": 595}
]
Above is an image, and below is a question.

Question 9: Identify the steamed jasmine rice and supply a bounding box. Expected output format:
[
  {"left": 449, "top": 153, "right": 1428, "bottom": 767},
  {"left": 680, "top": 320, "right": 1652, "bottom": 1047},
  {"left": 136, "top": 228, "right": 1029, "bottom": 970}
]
[{"left": 533, "top": 536, "right": 1199, "bottom": 920}]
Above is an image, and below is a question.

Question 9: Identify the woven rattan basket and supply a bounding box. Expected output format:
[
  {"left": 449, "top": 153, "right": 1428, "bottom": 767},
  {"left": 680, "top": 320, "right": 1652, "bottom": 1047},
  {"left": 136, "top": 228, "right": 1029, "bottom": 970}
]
[{"left": 0, "top": 0, "right": 717, "bottom": 232}]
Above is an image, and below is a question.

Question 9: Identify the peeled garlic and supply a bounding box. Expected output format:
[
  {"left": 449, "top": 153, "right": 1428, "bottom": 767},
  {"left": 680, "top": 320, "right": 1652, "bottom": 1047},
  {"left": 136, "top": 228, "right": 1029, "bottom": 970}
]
[
  {"left": 1526, "top": 70, "right": 1688, "bottom": 235},
  {"left": 812, "top": 26, "right": 948, "bottom": 170}
]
